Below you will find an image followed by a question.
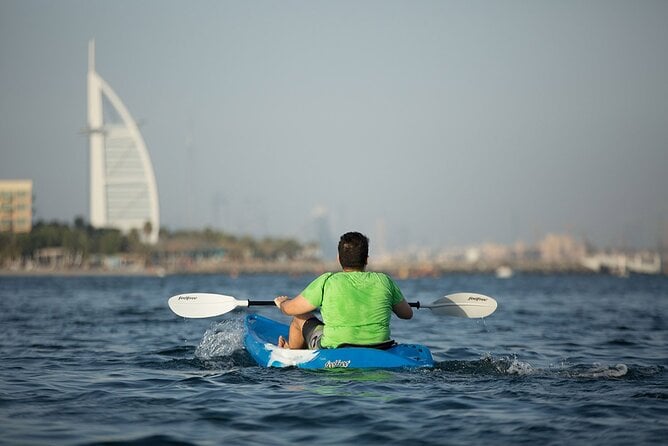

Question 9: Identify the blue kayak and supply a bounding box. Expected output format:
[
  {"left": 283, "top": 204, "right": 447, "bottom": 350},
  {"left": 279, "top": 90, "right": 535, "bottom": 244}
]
[{"left": 244, "top": 314, "right": 434, "bottom": 369}]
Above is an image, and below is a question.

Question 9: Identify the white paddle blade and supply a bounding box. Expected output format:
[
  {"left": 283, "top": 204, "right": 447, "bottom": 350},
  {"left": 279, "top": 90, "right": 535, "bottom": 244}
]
[
  {"left": 168, "top": 293, "right": 247, "bottom": 318},
  {"left": 425, "top": 293, "right": 497, "bottom": 318}
]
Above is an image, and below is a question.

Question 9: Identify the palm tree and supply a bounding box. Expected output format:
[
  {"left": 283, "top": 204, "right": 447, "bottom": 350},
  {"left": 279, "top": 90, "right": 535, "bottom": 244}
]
[{"left": 143, "top": 221, "right": 153, "bottom": 243}]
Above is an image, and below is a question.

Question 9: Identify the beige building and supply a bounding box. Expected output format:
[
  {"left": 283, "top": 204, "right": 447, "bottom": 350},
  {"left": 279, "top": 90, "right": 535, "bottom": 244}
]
[
  {"left": 538, "top": 233, "right": 586, "bottom": 263},
  {"left": 0, "top": 180, "right": 33, "bottom": 233}
]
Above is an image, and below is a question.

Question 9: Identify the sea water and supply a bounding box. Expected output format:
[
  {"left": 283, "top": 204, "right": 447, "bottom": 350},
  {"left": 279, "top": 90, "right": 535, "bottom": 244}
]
[{"left": 0, "top": 273, "right": 666, "bottom": 445}]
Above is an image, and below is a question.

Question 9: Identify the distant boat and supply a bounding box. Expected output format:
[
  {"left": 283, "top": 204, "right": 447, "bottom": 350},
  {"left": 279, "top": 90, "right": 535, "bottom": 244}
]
[{"left": 495, "top": 266, "right": 513, "bottom": 279}]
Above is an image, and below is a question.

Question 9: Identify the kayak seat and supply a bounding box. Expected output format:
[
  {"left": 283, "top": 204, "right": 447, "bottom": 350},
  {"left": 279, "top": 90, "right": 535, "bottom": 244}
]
[{"left": 336, "top": 340, "right": 397, "bottom": 350}]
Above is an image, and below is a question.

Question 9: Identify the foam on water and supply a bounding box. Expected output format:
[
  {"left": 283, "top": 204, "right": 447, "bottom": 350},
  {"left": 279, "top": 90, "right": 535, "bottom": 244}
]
[
  {"left": 480, "top": 353, "right": 536, "bottom": 375},
  {"left": 562, "top": 362, "right": 630, "bottom": 379},
  {"left": 502, "top": 357, "right": 535, "bottom": 375},
  {"left": 443, "top": 354, "right": 633, "bottom": 380}
]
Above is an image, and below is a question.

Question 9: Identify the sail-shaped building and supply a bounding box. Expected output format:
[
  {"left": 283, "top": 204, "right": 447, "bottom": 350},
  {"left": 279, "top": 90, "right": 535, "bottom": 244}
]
[{"left": 87, "top": 40, "right": 160, "bottom": 244}]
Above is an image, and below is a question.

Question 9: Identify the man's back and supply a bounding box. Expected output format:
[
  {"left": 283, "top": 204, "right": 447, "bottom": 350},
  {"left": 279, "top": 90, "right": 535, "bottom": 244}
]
[{"left": 301, "top": 271, "right": 404, "bottom": 348}]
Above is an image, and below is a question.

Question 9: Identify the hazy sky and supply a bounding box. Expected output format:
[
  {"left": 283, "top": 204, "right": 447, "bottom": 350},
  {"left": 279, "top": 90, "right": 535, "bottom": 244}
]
[{"left": 1, "top": 0, "right": 667, "bottom": 251}]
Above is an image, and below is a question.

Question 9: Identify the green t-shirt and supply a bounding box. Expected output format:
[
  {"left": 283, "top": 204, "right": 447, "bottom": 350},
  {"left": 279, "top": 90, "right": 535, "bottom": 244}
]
[{"left": 301, "top": 271, "right": 405, "bottom": 348}]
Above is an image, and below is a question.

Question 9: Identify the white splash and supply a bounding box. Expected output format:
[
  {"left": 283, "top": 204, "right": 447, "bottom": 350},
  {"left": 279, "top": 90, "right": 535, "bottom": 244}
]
[
  {"left": 504, "top": 358, "right": 535, "bottom": 376},
  {"left": 481, "top": 353, "right": 535, "bottom": 376},
  {"left": 195, "top": 319, "right": 244, "bottom": 360},
  {"left": 266, "top": 343, "right": 319, "bottom": 367}
]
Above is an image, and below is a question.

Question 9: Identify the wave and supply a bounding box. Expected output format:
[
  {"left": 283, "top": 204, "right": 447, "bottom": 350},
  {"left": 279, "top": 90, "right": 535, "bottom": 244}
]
[
  {"left": 434, "top": 354, "right": 535, "bottom": 376},
  {"left": 77, "top": 434, "right": 198, "bottom": 446},
  {"left": 433, "top": 354, "right": 646, "bottom": 380},
  {"left": 560, "top": 362, "right": 629, "bottom": 379}
]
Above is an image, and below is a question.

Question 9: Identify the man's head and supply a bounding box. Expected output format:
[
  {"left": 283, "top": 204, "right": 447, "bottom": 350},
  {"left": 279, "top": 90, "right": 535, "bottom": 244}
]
[{"left": 338, "top": 232, "right": 369, "bottom": 269}]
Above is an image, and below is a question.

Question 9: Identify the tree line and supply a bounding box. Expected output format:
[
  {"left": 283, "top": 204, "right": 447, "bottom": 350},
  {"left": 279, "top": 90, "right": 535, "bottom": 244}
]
[{"left": 0, "top": 217, "right": 313, "bottom": 266}]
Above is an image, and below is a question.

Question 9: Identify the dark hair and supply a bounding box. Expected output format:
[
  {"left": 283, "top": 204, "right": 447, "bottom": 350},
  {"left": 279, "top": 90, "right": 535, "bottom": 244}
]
[{"left": 338, "top": 232, "right": 369, "bottom": 269}]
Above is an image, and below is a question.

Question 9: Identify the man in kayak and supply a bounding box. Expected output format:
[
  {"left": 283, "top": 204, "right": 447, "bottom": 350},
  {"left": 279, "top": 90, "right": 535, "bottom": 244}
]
[{"left": 274, "top": 231, "right": 413, "bottom": 349}]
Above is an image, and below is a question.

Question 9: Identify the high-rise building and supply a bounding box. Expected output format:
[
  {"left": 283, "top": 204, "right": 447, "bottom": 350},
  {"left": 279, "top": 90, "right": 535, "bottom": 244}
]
[
  {"left": 86, "top": 40, "right": 160, "bottom": 243},
  {"left": 0, "top": 180, "right": 33, "bottom": 233},
  {"left": 312, "top": 206, "right": 336, "bottom": 259}
]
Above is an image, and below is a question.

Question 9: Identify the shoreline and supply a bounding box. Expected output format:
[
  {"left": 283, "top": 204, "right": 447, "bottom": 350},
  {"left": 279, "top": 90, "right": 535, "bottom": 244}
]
[{"left": 0, "top": 259, "right": 636, "bottom": 278}]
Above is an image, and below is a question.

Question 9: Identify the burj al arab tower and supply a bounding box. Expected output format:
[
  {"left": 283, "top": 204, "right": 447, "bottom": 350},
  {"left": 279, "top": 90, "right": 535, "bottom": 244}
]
[{"left": 86, "top": 40, "right": 160, "bottom": 244}]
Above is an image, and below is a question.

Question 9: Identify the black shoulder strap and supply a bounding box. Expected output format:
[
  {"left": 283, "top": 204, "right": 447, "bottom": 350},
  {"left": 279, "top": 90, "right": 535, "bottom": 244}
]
[{"left": 321, "top": 272, "right": 338, "bottom": 299}]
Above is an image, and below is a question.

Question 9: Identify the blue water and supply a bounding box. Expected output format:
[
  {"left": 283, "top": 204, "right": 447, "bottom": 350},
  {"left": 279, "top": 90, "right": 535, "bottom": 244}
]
[{"left": 1, "top": 273, "right": 666, "bottom": 445}]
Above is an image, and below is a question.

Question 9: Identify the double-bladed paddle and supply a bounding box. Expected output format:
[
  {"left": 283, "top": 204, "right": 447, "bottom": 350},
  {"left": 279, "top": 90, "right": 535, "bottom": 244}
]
[{"left": 168, "top": 292, "right": 497, "bottom": 319}]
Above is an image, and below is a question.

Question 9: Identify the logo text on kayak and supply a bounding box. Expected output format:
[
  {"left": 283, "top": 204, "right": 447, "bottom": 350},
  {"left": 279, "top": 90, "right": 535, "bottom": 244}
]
[{"left": 324, "top": 360, "right": 351, "bottom": 368}]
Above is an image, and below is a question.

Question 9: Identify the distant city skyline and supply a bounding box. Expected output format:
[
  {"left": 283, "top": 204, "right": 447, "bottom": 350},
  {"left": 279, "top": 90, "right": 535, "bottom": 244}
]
[{"left": 1, "top": 1, "right": 667, "bottom": 250}]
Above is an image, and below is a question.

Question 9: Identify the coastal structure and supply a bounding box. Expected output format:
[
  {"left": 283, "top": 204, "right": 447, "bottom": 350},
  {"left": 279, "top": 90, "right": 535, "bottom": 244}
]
[
  {"left": 0, "top": 180, "right": 33, "bottom": 233},
  {"left": 581, "top": 251, "right": 662, "bottom": 276},
  {"left": 86, "top": 40, "right": 160, "bottom": 243}
]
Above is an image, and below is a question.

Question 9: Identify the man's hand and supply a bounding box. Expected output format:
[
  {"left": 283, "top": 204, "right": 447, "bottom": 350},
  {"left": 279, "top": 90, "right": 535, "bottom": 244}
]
[
  {"left": 274, "top": 296, "right": 289, "bottom": 311},
  {"left": 273, "top": 295, "right": 317, "bottom": 316}
]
